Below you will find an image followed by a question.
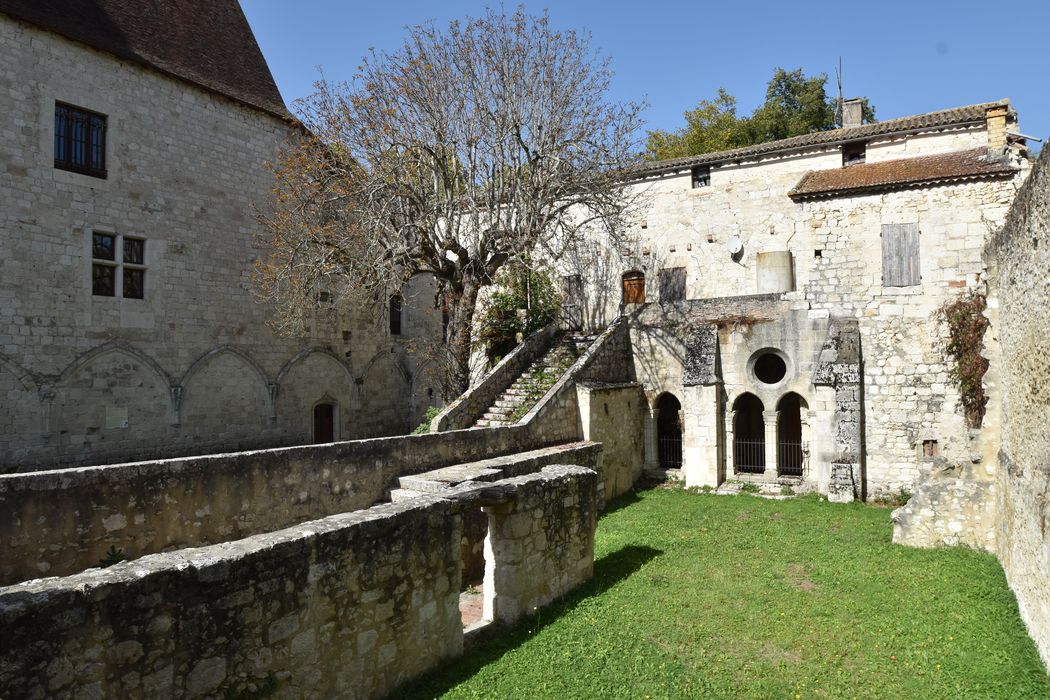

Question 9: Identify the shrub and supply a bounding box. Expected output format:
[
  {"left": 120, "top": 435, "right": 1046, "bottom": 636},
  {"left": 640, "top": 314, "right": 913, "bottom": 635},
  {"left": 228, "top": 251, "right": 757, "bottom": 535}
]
[
  {"left": 939, "top": 291, "right": 989, "bottom": 428},
  {"left": 412, "top": 406, "right": 442, "bottom": 434},
  {"left": 476, "top": 264, "right": 560, "bottom": 363}
]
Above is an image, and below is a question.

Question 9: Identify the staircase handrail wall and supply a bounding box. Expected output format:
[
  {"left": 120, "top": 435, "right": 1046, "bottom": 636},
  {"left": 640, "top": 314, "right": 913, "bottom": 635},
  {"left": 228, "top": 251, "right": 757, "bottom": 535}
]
[{"left": 431, "top": 323, "right": 560, "bottom": 432}]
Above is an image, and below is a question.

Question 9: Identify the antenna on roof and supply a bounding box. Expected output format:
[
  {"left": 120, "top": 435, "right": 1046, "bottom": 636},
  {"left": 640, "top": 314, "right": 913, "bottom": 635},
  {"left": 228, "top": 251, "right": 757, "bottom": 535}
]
[{"left": 836, "top": 57, "right": 844, "bottom": 128}]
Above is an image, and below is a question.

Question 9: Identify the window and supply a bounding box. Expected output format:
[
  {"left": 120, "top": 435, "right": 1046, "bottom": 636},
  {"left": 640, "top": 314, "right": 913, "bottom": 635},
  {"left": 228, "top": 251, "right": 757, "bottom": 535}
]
[
  {"left": 691, "top": 165, "right": 710, "bottom": 188},
  {"left": 922, "top": 439, "right": 939, "bottom": 458},
  {"left": 658, "top": 267, "right": 686, "bottom": 302},
  {"left": 881, "top": 223, "right": 920, "bottom": 287},
  {"left": 842, "top": 141, "right": 866, "bottom": 167},
  {"left": 55, "top": 103, "right": 107, "bottom": 178},
  {"left": 92, "top": 232, "right": 146, "bottom": 298},
  {"left": 389, "top": 293, "right": 403, "bottom": 335}
]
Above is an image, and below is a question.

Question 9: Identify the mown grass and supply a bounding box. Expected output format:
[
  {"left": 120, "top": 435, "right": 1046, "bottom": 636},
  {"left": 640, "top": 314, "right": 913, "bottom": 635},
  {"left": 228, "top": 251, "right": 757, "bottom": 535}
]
[{"left": 404, "top": 488, "right": 1050, "bottom": 699}]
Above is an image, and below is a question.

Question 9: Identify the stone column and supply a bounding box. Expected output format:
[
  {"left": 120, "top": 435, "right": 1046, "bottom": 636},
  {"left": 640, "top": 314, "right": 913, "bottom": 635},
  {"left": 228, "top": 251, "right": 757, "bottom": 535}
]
[
  {"left": 763, "top": 410, "right": 780, "bottom": 479},
  {"left": 644, "top": 407, "right": 660, "bottom": 470},
  {"left": 725, "top": 409, "right": 736, "bottom": 477}
]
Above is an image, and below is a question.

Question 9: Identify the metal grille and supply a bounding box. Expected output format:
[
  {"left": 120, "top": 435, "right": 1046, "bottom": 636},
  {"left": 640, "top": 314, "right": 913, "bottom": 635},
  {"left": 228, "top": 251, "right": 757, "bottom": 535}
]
[
  {"left": 733, "top": 439, "right": 765, "bottom": 474},
  {"left": 778, "top": 441, "right": 806, "bottom": 477},
  {"left": 658, "top": 435, "right": 682, "bottom": 469}
]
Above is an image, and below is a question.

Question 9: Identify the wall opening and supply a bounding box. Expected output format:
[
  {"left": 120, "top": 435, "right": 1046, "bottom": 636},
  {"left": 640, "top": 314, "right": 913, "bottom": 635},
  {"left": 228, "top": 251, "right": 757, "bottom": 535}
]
[
  {"left": 460, "top": 508, "right": 488, "bottom": 630},
  {"left": 656, "top": 393, "right": 682, "bottom": 469},
  {"left": 753, "top": 352, "right": 787, "bottom": 384},
  {"left": 733, "top": 393, "right": 765, "bottom": 474},
  {"left": 312, "top": 402, "right": 336, "bottom": 443},
  {"left": 776, "top": 393, "right": 807, "bottom": 477}
]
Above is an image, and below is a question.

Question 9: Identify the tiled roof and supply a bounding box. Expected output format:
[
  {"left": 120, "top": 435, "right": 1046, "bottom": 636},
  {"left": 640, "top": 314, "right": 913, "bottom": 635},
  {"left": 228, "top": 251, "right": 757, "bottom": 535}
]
[
  {"left": 788, "top": 148, "right": 1018, "bottom": 200},
  {"left": 631, "top": 101, "right": 1012, "bottom": 178},
  {"left": 0, "top": 0, "right": 292, "bottom": 120}
]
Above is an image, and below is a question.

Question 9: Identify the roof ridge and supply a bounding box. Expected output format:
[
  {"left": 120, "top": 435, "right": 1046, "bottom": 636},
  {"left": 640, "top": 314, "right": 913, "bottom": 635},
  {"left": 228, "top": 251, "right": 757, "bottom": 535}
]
[{"left": 635, "top": 99, "right": 1011, "bottom": 178}]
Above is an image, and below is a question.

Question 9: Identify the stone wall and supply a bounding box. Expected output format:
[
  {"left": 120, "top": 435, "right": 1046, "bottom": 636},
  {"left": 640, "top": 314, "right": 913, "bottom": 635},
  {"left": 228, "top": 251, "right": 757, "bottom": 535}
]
[
  {"left": 0, "top": 465, "right": 599, "bottom": 698},
  {"left": 576, "top": 383, "right": 645, "bottom": 500},
  {"left": 0, "top": 16, "right": 443, "bottom": 472},
  {"left": 986, "top": 145, "right": 1050, "bottom": 669},
  {"left": 0, "top": 423, "right": 567, "bottom": 586},
  {"left": 891, "top": 464, "right": 997, "bottom": 550}
]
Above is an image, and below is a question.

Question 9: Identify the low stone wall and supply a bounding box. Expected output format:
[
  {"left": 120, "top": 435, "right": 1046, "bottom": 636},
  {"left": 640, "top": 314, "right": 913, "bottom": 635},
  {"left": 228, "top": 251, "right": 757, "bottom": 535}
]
[
  {"left": 576, "top": 383, "right": 645, "bottom": 500},
  {"left": 986, "top": 145, "right": 1050, "bottom": 670},
  {"left": 891, "top": 464, "right": 997, "bottom": 551},
  {"left": 483, "top": 466, "right": 597, "bottom": 624},
  {"left": 432, "top": 324, "right": 559, "bottom": 431},
  {"left": 0, "top": 465, "right": 598, "bottom": 699},
  {"left": 0, "top": 423, "right": 559, "bottom": 586}
]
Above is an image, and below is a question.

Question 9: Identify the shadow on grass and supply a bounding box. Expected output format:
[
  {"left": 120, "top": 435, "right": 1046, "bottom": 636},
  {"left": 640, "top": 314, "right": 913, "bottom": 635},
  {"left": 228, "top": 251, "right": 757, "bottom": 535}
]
[
  {"left": 400, "top": 544, "right": 663, "bottom": 698},
  {"left": 599, "top": 488, "right": 643, "bottom": 518}
]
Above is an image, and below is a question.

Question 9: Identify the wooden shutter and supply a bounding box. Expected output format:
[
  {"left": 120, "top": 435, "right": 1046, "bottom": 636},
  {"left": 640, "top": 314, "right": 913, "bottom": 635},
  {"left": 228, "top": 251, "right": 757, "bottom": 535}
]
[
  {"left": 659, "top": 267, "right": 686, "bottom": 302},
  {"left": 622, "top": 272, "right": 646, "bottom": 304},
  {"left": 881, "top": 223, "right": 920, "bottom": 287}
]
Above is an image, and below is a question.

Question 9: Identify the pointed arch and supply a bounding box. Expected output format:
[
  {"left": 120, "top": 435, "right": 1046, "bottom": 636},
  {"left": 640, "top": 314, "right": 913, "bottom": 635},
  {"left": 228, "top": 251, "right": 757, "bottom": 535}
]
[
  {"left": 58, "top": 342, "right": 173, "bottom": 387},
  {"left": 360, "top": 349, "right": 411, "bottom": 385},
  {"left": 0, "top": 352, "right": 38, "bottom": 392},
  {"left": 180, "top": 345, "right": 271, "bottom": 389},
  {"left": 276, "top": 347, "right": 353, "bottom": 387}
]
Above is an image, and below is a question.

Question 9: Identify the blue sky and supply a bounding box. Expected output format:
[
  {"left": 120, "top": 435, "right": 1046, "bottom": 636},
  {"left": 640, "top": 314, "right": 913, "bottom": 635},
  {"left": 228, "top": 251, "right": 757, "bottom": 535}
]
[{"left": 241, "top": 1, "right": 1050, "bottom": 148}]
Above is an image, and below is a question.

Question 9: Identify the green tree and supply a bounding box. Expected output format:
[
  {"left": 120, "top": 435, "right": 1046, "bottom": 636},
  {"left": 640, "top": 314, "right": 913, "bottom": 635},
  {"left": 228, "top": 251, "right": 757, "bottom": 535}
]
[{"left": 646, "top": 68, "right": 876, "bottom": 160}]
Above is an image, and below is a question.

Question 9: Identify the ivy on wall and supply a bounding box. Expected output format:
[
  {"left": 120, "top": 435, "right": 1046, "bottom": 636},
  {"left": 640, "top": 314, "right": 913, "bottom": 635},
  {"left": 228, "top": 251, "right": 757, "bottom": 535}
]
[{"left": 940, "top": 291, "right": 989, "bottom": 428}]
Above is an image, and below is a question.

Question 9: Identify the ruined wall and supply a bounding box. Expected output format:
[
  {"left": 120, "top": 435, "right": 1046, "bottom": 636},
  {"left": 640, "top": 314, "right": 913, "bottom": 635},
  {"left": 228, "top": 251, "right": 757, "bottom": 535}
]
[
  {"left": 986, "top": 145, "right": 1050, "bottom": 669},
  {"left": 0, "top": 423, "right": 565, "bottom": 585},
  {"left": 0, "top": 16, "right": 442, "bottom": 472},
  {"left": 0, "top": 466, "right": 598, "bottom": 699},
  {"left": 891, "top": 465, "right": 997, "bottom": 551},
  {"left": 483, "top": 466, "right": 597, "bottom": 625}
]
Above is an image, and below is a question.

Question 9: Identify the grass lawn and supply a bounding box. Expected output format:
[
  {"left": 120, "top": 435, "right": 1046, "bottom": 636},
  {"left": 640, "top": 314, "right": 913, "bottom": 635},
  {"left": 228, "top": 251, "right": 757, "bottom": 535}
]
[{"left": 404, "top": 487, "right": 1050, "bottom": 699}]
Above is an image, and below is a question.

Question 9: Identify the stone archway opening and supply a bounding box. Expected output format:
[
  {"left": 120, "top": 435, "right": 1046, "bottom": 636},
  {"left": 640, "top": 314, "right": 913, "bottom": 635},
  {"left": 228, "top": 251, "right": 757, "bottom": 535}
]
[
  {"left": 312, "top": 401, "right": 337, "bottom": 443},
  {"left": 732, "top": 393, "right": 765, "bottom": 474},
  {"left": 655, "top": 393, "right": 682, "bottom": 469},
  {"left": 776, "top": 393, "right": 807, "bottom": 477}
]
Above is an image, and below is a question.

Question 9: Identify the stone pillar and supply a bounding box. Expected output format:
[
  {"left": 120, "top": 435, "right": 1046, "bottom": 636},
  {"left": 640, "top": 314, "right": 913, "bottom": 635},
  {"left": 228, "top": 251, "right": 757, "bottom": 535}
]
[
  {"left": 683, "top": 385, "right": 720, "bottom": 488},
  {"left": 644, "top": 407, "right": 660, "bottom": 470},
  {"left": 763, "top": 410, "right": 779, "bottom": 479},
  {"left": 725, "top": 409, "right": 736, "bottom": 477},
  {"left": 828, "top": 462, "right": 856, "bottom": 503}
]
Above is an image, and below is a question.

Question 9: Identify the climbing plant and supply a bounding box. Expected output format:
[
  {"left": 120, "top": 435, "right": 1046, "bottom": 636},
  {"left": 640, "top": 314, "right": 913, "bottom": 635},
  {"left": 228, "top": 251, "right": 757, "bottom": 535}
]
[
  {"left": 476, "top": 265, "right": 560, "bottom": 363},
  {"left": 939, "top": 291, "right": 989, "bottom": 428}
]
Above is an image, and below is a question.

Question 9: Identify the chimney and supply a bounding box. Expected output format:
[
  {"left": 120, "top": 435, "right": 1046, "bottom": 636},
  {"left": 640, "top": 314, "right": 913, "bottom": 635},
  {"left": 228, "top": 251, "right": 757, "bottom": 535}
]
[
  {"left": 985, "top": 102, "right": 1009, "bottom": 159},
  {"left": 842, "top": 98, "right": 865, "bottom": 128}
]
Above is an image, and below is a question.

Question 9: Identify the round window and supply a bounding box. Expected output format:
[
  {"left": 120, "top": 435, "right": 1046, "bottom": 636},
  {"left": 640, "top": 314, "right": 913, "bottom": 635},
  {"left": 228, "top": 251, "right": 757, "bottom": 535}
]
[{"left": 753, "top": 352, "right": 787, "bottom": 384}]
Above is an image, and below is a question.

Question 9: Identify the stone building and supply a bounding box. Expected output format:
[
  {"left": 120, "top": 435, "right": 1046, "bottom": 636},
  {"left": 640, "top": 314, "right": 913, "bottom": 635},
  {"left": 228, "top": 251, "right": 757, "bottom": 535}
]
[
  {"left": 562, "top": 98, "right": 1030, "bottom": 498},
  {"left": 0, "top": 0, "right": 442, "bottom": 472}
]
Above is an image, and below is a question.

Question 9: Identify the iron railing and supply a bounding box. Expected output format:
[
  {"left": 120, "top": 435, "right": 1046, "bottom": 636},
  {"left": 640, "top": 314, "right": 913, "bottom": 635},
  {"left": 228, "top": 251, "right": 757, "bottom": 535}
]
[
  {"left": 733, "top": 439, "right": 765, "bottom": 474},
  {"left": 658, "top": 435, "right": 682, "bottom": 469},
  {"left": 778, "top": 441, "right": 807, "bottom": 477}
]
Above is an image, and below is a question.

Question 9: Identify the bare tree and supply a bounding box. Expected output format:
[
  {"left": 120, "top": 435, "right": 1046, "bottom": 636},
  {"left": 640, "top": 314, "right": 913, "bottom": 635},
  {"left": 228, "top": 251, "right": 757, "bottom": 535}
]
[{"left": 256, "top": 7, "right": 646, "bottom": 397}]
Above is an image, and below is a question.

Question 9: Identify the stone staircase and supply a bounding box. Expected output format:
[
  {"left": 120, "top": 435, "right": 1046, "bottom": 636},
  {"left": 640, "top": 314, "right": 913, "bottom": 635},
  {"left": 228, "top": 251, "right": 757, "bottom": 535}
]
[{"left": 473, "top": 333, "right": 597, "bottom": 428}]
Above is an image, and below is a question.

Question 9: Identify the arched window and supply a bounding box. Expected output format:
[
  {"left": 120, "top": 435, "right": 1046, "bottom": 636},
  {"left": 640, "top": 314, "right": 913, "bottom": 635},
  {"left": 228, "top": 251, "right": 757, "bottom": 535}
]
[
  {"left": 655, "top": 393, "right": 682, "bottom": 468},
  {"left": 732, "top": 393, "right": 765, "bottom": 474},
  {"left": 776, "top": 393, "right": 808, "bottom": 476},
  {"left": 622, "top": 271, "right": 646, "bottom": 304}
]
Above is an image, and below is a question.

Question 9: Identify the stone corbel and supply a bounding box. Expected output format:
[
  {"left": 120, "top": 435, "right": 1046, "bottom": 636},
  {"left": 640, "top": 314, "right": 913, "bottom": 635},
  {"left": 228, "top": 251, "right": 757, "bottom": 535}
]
[
  {"left": 267, "top": 383, "right": 279, "bottom": 424},
  {"left": 169, "top": 385, "right": 183, "bottom": 426}
]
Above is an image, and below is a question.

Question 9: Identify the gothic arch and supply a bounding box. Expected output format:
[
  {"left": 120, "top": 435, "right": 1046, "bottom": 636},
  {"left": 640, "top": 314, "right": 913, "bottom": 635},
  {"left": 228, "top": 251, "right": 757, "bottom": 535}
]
[
  {"left": 180, "top": 345, "right": 271, "bottom": 390},
  {"left": 360, "top": 349, "right": 412, "bottom": 385},
  {"left": 275, "top": 347, "right": 353, "bottom": 387},
  {"left": 0, "top": 352, "right": 38, "bottom": 392},
  {"left": 57, "top": 342, "right": 173, "bottom": 387}
]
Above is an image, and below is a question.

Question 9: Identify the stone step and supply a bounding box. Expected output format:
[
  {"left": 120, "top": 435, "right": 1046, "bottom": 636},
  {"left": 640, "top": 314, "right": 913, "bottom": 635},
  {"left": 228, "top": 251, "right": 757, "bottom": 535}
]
[
  {"left": 482, "top": 410, "right": 513, "bottom": 421},
  {"left": 493, "top": 398, "right": 526, "bottom": 409}
]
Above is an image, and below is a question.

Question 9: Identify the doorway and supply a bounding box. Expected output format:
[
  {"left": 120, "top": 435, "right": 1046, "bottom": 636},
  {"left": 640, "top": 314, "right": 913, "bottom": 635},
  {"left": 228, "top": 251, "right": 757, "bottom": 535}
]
[
  {"left": 656, "top": 393, "right": 683, "bottom": 469},
  {"left": 732, "top": 393, "right": 765, "bottom": 474},
  {"left": 313, "top": 402, "right": 336, "bottom": 443},
  {"left": 776, "top": 393, "right": 806, "bottom": 476}
]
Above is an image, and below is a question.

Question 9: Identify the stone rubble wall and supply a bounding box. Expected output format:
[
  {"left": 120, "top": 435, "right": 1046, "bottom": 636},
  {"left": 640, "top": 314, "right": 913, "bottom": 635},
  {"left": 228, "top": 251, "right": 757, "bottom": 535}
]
[
  {"left": 0, "top": 423, "right": 568, "bottom": 586},
  {"left": 891, "top": 464, "right": 997, "bottom": 550},
  {"left": 0, "top": 465, "right": 599, "bottom": 699},
  {"left": 985, "top": 145, "right": 1050, "bottom": 670}
]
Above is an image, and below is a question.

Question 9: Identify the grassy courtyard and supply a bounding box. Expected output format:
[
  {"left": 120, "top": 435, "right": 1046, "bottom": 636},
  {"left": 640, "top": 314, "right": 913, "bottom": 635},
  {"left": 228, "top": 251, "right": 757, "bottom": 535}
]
[{"left": 405, "top": 487, "right": 1050, "bottom": 699}]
